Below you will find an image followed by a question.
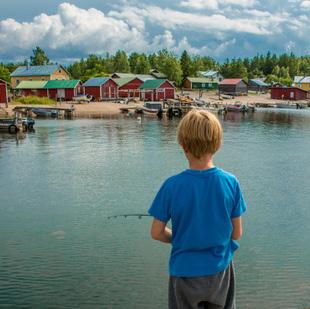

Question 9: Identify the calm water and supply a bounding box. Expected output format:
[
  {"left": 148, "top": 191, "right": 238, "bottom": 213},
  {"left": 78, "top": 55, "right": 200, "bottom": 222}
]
[{"left": 1, "top": 110, "right": 310, "bottom": 309}]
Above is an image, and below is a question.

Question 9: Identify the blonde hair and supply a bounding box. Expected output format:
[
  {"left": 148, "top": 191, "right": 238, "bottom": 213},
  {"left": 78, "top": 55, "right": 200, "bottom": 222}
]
[{"left": 177, "top": 109, "right": 222, "bottom": 159}]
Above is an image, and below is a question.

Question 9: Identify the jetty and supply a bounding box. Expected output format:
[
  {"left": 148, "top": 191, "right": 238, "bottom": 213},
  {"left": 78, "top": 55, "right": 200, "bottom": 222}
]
[{"left": 13, "top": 106, "right": 75, "bottom": 119}]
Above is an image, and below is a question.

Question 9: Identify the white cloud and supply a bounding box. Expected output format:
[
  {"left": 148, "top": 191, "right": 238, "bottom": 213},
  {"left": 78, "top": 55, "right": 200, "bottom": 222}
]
[
  {"left": 0, "top": 1, "right": 309, "bottom": 61},
  {"left": 300, "top": 0, "right": 310, "bottom": 8},
  {"left": 134, "top": 5, "right": 271, "bottom": 35},
  {"left": 0, "top": 2, "right": 147, "bottom": 56},
  {"left": 180, "top": 0, "right": 257, "bottom": 10}
]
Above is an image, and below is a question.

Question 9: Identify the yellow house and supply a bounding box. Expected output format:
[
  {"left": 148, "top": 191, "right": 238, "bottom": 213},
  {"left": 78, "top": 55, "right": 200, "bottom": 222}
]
[
  {"left": 293, "top": 76, "right": 310, "bottom": 91},
  {"left": 10, "top": 64, "right": 70, "bottom": 89}
]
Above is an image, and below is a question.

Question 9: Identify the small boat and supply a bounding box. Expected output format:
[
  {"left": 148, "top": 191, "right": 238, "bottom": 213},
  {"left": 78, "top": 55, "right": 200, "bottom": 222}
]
[
  {"left": 32, "top": 108, "right": 59, "bottom": 118},
  {"left": 276, "top": 103, "right": 297, "bottom": 109},
  {"left": 224, "top": 104, "right": 248, "bottom": 113},
  {"left": 0, "top": 118, "right": 19, "bottom": 133}
]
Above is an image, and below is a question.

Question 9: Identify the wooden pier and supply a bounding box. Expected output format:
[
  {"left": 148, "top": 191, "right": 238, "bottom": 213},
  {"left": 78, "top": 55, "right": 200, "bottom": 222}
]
[{"left": 13, "top": 106, "right": 75, "bottom": 119}]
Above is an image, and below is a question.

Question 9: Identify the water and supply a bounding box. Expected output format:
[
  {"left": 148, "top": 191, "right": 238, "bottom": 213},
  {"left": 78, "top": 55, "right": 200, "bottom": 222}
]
[{"left": 0, "top": 109, "right": 310, "bottom": 309}]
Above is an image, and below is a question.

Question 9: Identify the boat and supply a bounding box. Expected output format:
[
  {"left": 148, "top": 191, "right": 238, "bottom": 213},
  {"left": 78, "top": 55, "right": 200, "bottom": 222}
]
[
  {"left": 224, "top": 104, "right": 249, "bottom": 112},
  {"left": 32, "top": 108, "right": 59, "bottom": 118},
  {"left": 0, "top": 118, "right": 19, "bottom": 133},
  {"left": 276, "top": 103, "right": 297, "bottom": 109}
]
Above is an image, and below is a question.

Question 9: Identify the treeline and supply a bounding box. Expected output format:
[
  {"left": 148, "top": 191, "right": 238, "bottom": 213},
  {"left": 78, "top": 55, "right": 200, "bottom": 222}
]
[{"left": 1, "top": 47, "right": 310, "bottom": 86}]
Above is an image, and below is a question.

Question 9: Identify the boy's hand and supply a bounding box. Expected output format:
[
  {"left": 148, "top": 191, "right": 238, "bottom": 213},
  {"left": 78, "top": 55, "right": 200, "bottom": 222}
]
[
  {"left": 150, "top": 218, "right": 172, "bottom": 244},
  {"left": 231, "top": 217, "right": 243, "bottom": 240}
]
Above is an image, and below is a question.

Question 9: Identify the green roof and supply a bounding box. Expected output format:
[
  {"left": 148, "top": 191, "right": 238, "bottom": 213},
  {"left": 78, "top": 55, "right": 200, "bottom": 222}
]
[
  {"left": 112, "top": 73, "right": 135, "bottom": 78},
  {"left": 186, "top": 77, "right": 217, "bottom": 83},
  {"left": 44, "top": 80, "right": 80, "bottom": 89},
  {"left": 15, "top": 81, "right": 47, "bottom": 89},
  {"left": 115, "top": 77, "right": 137, "bottom": 87},
  {"left": 140, "top": 79, "right": 167, "bottom": 90}
]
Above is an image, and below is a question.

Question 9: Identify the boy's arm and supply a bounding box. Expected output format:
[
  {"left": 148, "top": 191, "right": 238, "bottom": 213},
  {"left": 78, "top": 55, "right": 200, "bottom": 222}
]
[
  {"left": 231, "top": 216, "right": 243, "bottom": 240},
  {"left": 150, "top": 218, "right": 172, "bottom": 244}
]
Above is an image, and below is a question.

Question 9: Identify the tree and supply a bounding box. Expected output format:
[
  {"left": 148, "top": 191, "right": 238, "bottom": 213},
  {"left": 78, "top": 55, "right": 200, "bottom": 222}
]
[
  {"left": 30, "top": 47, "right": 49, "bottom": 66},
  {"left": 135, "top": 54, "right": 151, "bottom": 74},
  {"left": 0, "top": 64, "right": 11, "bottom": 82},
  {"left": 113, "top": 50, "right": 130, "bottom": 72},
  {"left": 155, "top": 50, "right": 182, "bottom": 85},
  {"left": 180, "top": 50, "right": 193, "bottom": 80}
]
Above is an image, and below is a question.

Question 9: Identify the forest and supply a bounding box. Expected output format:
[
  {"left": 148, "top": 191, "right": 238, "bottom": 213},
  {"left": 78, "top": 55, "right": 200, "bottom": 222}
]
[{"left": 1, "top": 47, "right": 310, "bottom": 86}]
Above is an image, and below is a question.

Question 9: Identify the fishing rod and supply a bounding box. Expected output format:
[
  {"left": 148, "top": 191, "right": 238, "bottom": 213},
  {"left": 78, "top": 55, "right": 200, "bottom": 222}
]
[{"left": 107, "top": 213, "right": 151, "bottom": 219}]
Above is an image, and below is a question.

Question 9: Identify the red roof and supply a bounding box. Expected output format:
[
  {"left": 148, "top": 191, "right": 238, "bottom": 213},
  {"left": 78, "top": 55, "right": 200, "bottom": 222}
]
[{"left": 219, "top": 78, "right": 243, "bottom": 85}]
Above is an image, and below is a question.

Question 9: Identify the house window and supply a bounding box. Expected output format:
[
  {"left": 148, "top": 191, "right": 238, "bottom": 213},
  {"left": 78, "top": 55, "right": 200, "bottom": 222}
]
[
  {"left": 59, "top": 69, "right": 62, "bottom": 73},
  {"left": 16, "top": 79, "right": 20, "bottom": 85}
]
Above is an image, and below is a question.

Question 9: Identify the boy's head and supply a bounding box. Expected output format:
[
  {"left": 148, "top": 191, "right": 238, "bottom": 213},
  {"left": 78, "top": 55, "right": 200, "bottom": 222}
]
[{"left": 177, "top": 109, "right": 222, "bottom": 159}]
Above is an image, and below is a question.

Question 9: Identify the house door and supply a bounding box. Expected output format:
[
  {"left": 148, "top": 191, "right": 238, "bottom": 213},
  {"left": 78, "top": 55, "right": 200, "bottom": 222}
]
[{"left": 57, "top": 89, "right": 65, "bottom": 99}]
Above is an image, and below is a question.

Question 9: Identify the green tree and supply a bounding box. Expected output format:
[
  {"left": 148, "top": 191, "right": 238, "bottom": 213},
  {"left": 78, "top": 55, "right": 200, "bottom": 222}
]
[
  {"left": 113, "top": 50, "right": 130, "bottom": 72},
  {"left": 30, "top": 46, "right": 49, "bottom": 66},
  {"left": 135, "top": 54, "right": 151, "bottom": 74},
  {"left": 0, "top": 64, "right": 11, "bottom": 82},
  {"left": 180, "top": 50, "right": 193, "bottom": 80}
]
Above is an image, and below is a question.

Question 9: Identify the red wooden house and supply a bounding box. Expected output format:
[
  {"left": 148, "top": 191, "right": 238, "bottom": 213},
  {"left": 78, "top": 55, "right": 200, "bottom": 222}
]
[
  {"left": 45, "top": 80, "right": 81, "bottom": 100},
  {"left": 116, "top": 77, "right": 143, "bottom": 97},
  {"left": 82, "top": 77, "right": 118, "bottom": 101},
  {"left": 0, "top": 79, "right": 8, "bottom": 106},
  {"left": 15, "top": 81, "right": 48, "bottom": 97},
  {"left": 139, "top": 79, "right": 175, "bottom": 101},
  {"left": 270, "top": 87, "right": 308, "bottom": 100}
]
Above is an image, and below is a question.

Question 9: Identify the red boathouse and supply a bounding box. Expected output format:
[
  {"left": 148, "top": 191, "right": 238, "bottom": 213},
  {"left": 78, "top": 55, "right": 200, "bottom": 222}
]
[
  {"left": 139, "top": 79, "right": 175, "bottom": 101},
  {"left": 0, "top": 79, "right": 8, "bottom": 106},
  {"left": 116, "top": 77, "right": 143, "bottom": 98},
  {"left": 45, "top": 80, "right": 81, "bottom": 100},
  {"left": 82, "top": 77, "right": 118, "bottom": 101},
  {"left": 270, "top": 87, "right": 308, "bottom": 100}
]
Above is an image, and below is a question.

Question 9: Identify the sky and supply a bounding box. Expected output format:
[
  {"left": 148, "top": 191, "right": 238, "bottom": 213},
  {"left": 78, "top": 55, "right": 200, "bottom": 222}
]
[{"left": 0, "top": 0, "right": 310, "bottom": 63}]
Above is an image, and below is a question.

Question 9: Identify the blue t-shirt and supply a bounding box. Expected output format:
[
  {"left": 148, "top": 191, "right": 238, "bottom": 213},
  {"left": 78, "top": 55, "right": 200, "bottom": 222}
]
[{"left": 148, "top": 167, "right": 246, "bottom": 277}]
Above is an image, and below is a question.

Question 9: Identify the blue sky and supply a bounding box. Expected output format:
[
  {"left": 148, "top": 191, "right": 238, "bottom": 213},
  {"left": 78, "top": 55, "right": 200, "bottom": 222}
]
[{"left": 0, "top": 0, "right": 310, "bottom": 63}]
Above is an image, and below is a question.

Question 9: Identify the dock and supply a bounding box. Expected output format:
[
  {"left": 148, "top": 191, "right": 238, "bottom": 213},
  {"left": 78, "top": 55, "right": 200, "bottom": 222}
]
[{"left": 13, "top": 106, "right": 75, "bottom": 119}]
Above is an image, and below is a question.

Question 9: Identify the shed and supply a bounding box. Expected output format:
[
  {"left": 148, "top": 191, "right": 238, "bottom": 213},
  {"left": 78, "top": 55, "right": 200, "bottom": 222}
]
[
  {"left": 0, "top": 79, "right": 8, "bottom": 106},
  {"left": 150, "top": 69, "right": 166, "bottom": 79},
  {"left": 196, "top": 70, "right": 223, "bottom": 82},
  {"left": 183, "top": 77, "right": 218, "bottom": 90},
  {"left": 139, "top": 79, "right": 175, "bottom": 101},
  {"left": 44, "top": 80, "right": 81, "bottom": 100},
  {"left": 111, "top": 72, "right": 154, "bottom": 81},
  {"left": 15, "top": 81, "right": 48, "bottom": 97},
  {"left": 82, "top": 77, "right": 118, "bottom": 100},
  {"left": 248, "top": 79, "right": 269, "bottom": 92},
  {"left": 270, "top": 87, "right": 308, "bottom": 100},
  {"left": 116, "top": 77, "right": 143, "bottom": 97},
  {"left": 218, "top": 79, "right": 248, "bottom": 96},
  {"left": 293, "top": 76, "right": 310, "bottom": 91}
]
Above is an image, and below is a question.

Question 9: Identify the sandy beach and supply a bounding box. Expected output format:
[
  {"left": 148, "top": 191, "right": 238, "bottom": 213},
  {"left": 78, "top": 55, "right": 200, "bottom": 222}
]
[{"left": 2, "top": 90, "right": 309, "bottom": 118}]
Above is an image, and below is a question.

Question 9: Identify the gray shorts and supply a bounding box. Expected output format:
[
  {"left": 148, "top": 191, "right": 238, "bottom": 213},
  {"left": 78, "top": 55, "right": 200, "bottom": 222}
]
[{"left": 169, "top": 262, "right": 235, "bottom": 309}]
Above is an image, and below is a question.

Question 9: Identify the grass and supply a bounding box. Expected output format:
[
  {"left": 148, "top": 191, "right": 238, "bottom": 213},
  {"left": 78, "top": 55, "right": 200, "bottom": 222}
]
[{"left": 15, "top": 96, "right": 55, "bottom": 105}]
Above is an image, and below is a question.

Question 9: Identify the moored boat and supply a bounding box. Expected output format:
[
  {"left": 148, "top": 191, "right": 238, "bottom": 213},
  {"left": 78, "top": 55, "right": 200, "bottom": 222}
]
[
  {"left": 224, "top": 104, "right": 249, "bottom": 112},
  {"left": 32, "top": 108, "right": 59, "bottom": 118}
]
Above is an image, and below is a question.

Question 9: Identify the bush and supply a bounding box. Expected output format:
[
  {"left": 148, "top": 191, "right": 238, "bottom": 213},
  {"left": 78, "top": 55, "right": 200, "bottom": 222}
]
[{"left": 16, "top": 96, "right": 55, "bottom": 105}]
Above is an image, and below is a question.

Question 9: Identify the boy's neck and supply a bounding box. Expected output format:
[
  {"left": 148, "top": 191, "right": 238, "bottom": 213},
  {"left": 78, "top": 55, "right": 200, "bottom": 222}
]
[{"left": 188, "top": 154, "right": 214, "bottom": 171}]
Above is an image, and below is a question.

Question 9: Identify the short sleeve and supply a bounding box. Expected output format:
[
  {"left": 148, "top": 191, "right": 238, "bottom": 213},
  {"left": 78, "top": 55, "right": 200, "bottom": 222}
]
[
  {"left": 148, "top": 181, "right": 171, "bottom": 223},
  {"left": 231, "top": 180, "right": 247, "bottom": 218}
]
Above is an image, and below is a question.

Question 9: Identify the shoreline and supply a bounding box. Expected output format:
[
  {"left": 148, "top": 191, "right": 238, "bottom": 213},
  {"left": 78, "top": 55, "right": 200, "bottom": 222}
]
[{"left": 1, "top": 90, "right": 309, "bottom": 118}]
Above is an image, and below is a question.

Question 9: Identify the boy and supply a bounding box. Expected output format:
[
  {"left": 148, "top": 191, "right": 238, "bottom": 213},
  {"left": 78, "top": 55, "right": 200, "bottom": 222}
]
[{"left": 148, "top": 110, "right": 246, "bottom": 309}]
